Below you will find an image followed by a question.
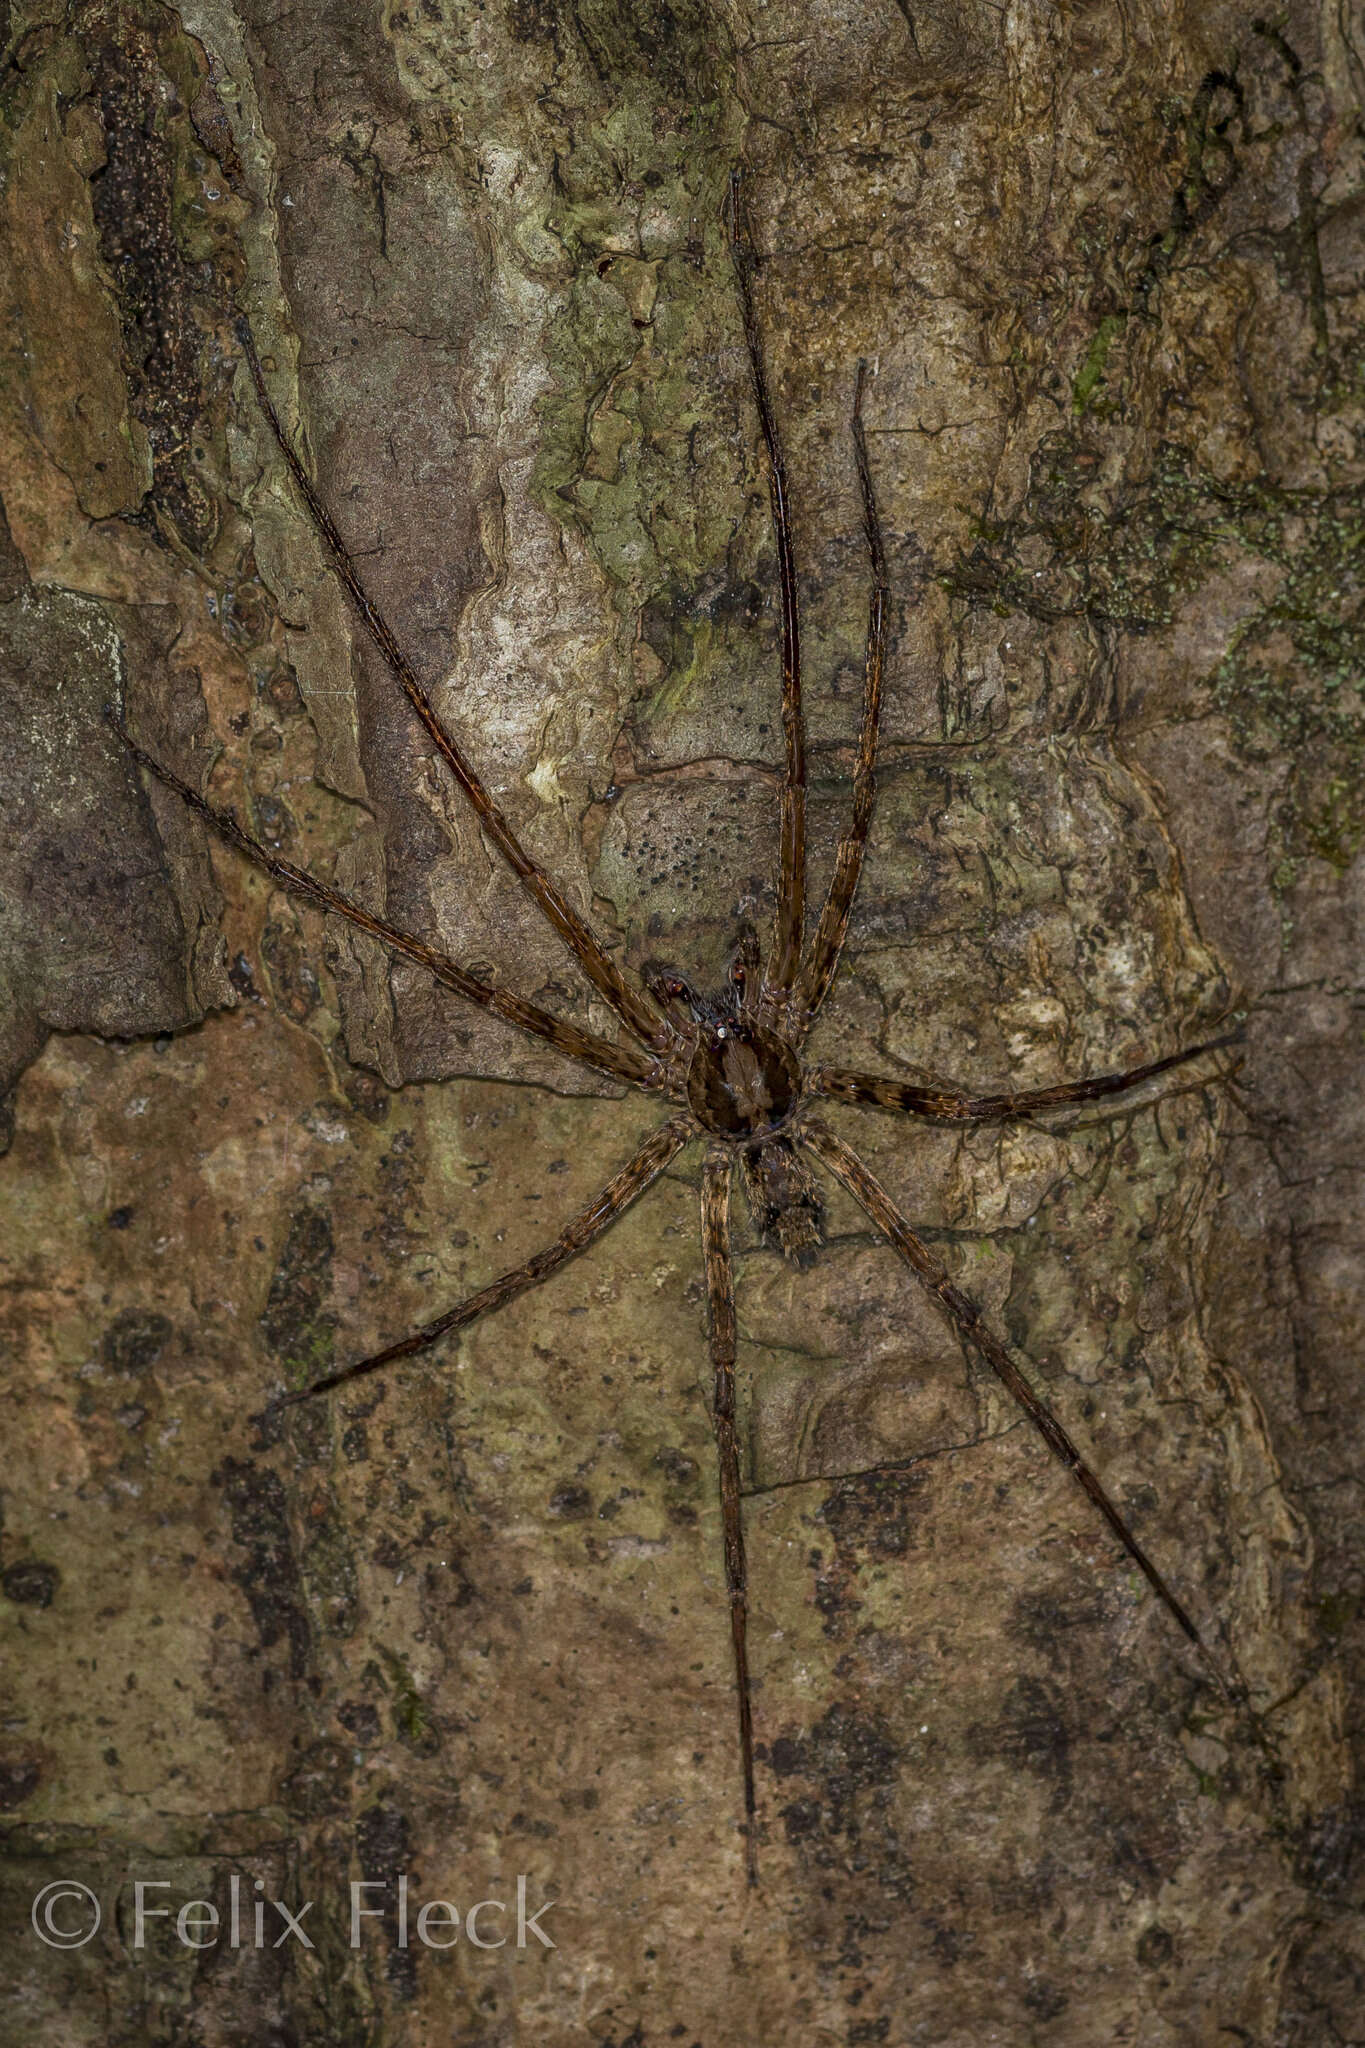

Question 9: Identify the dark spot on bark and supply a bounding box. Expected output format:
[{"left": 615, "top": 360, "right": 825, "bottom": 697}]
[
  {"left": 355, "top": 1802, "right": 417, "bottom": 1999},
  {"left": 260, "top": 1205, "right": 336, "bottom": 1387},
  {"left": 967, "top": 1675, "right": 1072, "bottom": 1803},
  {"left": 214, "top": 1458, "right": 310, "bottom": 1679},
  {"left": 0, "top": 1757, "right": 41, "bottom": 1806},
  {"left": 86, "top": 12, "right": 234, "bottom": 553},
  {"left": 101, "top": 1307, "right": 172, "bottom": 1374},
  {"left": 1022, "top": 1977, "right": 1069, "bottom": 2019},
  {"left": 338, "top": 1699, "right": 382, "bottom": 1745},
  {"left": 549, "top": 1483, "right": 592, "bottom": 1519},
  {"left": 283, "top": 1738, "right": 352, "bottom": 1818},
  {"left": 654, "top": 1445, "right": 699, "bottom": 1487},
  {"left": 106, "top": 1204, "right": 134, "bottom": 1229},
  {"left": 818, "top": 1465, "right": 928, "bottom": 1561},
  {"left": 343, "top": 1067, "right": 390, "bottom": 1123},
  {"left": 2, "top": 1559, "right": 59, "bottom": 1607},
  {"left": 1137, "top": 1922, "right": 1175, "bottom": 1967}
]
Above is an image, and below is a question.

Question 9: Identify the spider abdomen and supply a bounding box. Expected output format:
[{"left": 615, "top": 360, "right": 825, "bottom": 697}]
[
  {"left": 738, "top": 1136, "right": 824, "bottom": 1267},
  {"left": 686, "top": 1021, "right": 801, "bottom": 1138}
]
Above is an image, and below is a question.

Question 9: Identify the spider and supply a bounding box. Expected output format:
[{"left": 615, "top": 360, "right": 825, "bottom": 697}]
[{"left": 113, "top": 173, "right": 1238, "bottom": 1885}]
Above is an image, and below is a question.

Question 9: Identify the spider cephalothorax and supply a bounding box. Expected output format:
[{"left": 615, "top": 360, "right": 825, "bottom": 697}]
[
  {"left": 685, "top": 1016, "right": 802, "bottom": 1140},
  {"left": 115, "top": 170, "right": 1241, "bottom": 1887}
]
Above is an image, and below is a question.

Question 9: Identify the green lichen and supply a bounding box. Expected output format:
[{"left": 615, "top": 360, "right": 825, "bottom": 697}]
[
  {"left": 1072, "top": 312, "right": 1128, "bottom": 415},
  {"left": 519, "top": 18, "right": 752, "bottom": 740},
  {"left": 376, "top": 1645, "right": 440, "bottom": 1757},
  {"left": 1211, "top": 496, "right": 1365, "bottom": 750},
  {"left": 533, "top": 151, "right": 743, "bottom": 607},
  {"left": 952, "top": 439, "right": 1365, "bottom": 877},
  {"left": 952, "top": 442, "right": 1239, "bottom": 631}
]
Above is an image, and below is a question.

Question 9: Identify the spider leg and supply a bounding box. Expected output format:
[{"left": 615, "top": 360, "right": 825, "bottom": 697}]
[
  {"left": 797, "top": 360, "right": 890, "bottom": 1030},
  {"left": 113, "top": 716, "right": 657, "bottom": 1091},
  {"left": 701, "top": 1147, "right": 759, "bottom": 1887},
  {"left": 234, "top": 318, "right": 670, "bottom": 1056},
  {"left": 728, "top": 173, "right": 805, "bottom": 1000},
  {"left": 272, "top": 1114, "right": 695, "bottom": 1406},
  {"left": 810, "top": 1034, "right": 1242, "bottom": 1123},
  {"left": 799, "top": 1119, "right": 1206, "bottom": 1651}
]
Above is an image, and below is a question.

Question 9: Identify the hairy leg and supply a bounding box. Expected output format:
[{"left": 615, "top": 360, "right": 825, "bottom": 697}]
[
  {"left": 113, "top": 715, "right": 656, "bottom": 1090},
  {"left": 797, "top": 362, "right": 891, "bottom": 1029},
  {"left": 800, "top": 1119, "right": 1205, "bottom": 1648},
  {"left": 701, "top": 1147, "right": 759, "bottom": 1886},
  {"left": 272, "top": 1115, "right": 695, "bottom": 1406},
  {"left": 236, "top": 318, "right": 669, "bottom": 1054},
  {"left": 728, "top": 174, "right": 806, "bottom": 1001},
  {"left": 810, "top": 1035, "right": 1241, "bottom": 1123}
]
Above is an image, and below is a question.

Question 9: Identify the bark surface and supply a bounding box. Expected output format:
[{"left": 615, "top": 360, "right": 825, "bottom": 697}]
[{"left": 1, "top": 2, "right": 1362, "bottom": 2042}]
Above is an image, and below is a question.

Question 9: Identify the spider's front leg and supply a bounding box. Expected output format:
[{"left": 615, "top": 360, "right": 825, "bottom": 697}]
[
  {"left": 795, "top": 358, "right": 890, "bottom": 1032},
  {"left": 728, "top": 172, "right": 806, "bottom": 999}
]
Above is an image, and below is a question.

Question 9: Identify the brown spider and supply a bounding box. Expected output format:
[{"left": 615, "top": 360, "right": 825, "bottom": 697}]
[{"left": 113, "top": 174, "right": 1238, "bottom": 1885}]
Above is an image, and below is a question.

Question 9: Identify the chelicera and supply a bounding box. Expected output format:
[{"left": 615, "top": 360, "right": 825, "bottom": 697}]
[{"left": 113, "top": 171, "right": 1242, "bottom": 1884}]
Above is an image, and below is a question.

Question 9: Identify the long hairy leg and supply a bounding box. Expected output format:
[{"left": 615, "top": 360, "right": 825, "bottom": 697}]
[
  {"left": 274, "top": 1115, "right": 695, "bottom": 1405},
  {"left": 113, "top": 716, "right": 657, "bottom": 1091},
  {"left": 810, "top": 1035, "right": 1241, "bottom": 1122},
  {"left": 235, "top": 318, "right": 669, "bottom": 1055},
  {"left": 728, "top": 173, "right": 806, "bottom": 1000},
  {"left": 797, "top": 361, "right": 890, "bottom": 1029},
  {"left": 701, "top": 1148, "right": 760, "bottom": 1886},
  {"left": 800, "top": 1119, "right": 1206, "bottom": 1649}
]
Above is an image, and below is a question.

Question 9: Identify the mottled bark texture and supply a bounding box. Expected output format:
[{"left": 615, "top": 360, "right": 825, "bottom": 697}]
[{"left": 1, "top": 1, "right": 1362, "bottom": 2042}]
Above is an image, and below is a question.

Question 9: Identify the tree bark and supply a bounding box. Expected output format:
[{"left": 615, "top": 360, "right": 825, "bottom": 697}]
[{"left": 1, "top": 1, "right": 1362, "bottom": 2042}]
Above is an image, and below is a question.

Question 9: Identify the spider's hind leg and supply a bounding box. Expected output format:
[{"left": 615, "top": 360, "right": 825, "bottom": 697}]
[
  {"left": 263, "top": 1114, "right": 694, "bottom": 1409},
  {"left": 701, "top": 1148, "right": 761, "bottom": 1885}
]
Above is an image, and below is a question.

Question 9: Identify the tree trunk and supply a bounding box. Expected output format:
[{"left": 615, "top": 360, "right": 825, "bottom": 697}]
[{"left": 1, "top": 1, "right": 1362, "bottom": 2041}]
